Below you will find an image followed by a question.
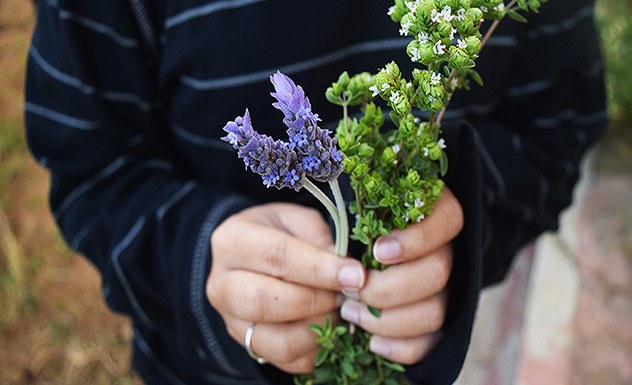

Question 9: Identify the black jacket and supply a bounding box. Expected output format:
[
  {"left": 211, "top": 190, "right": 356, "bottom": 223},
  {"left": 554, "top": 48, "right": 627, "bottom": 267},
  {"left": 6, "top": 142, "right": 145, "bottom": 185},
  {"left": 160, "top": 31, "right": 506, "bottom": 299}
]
[{"left": 25, "top": 0, "right": 606, "bottom": 384}]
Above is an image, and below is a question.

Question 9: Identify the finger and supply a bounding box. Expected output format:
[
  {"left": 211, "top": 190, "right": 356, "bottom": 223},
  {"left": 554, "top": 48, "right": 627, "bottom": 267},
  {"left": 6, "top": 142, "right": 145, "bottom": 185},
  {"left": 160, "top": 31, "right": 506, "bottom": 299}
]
[
  {"left": 208, "top": 270, "right": 343, "bottom": 322},
  {"left": 213, "top": 217, "right": 365, "bottom": 291},
  {"left": 355, "top": 245, "right": 452, "bottom": 308},
  {"left": 340, "top": 291, "right": 448, "bottom": 338},
  {"left": 369, "top": 333, "right": 441, "bottom": 365},
  {"left": 372, "top": 188, "right": 463, "bottom": 264},
  {"left": 225, "top": 313, "right": 337, "bottom": 370}
]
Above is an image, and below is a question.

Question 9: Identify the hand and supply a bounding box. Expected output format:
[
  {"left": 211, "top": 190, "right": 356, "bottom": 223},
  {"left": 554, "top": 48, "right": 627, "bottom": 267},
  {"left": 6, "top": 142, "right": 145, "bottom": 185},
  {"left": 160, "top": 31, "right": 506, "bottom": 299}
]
[
  {"left": 340, "top": 188, "right": 464, "bottom": 365},
  {"left": 207, "top": 203, "right": 367, "bottom": 374}
]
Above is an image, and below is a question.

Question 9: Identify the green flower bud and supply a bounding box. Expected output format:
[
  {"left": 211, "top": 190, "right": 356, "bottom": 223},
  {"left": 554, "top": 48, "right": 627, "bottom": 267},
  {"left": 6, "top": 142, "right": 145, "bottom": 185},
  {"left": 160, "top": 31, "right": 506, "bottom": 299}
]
[
  {"left": 351, "top": 162, "right": 370, "bottom": 179},
  {"left": 398, "top": 114, "right": 418, "bottom": 142},
  {"left": 453, "top": 15, "right": 475, "bottom": 36},
  {"left": 465, "top": 36, "right": 482, "bottom": 56},
  {"left": 427, "top": 143, "right": 442, "bottom": 160},
  {"left": 357, "top": 143, "right": 375, "bottom": 157},
  {"left": 448, "top": 46, "right": 472, "bottom": 69},
  {"left": 467, "top": 7, "right": 484, "bottom": 24},
  {"left": 435, "top": 21, "right": 453, "bottom": 40},
  {"left": 384, "top": 62, "right": 401, "bottom": 80},
  {"left": 419, "top": 42, "right": 436, "bottom": 66},
  {"left": 388, "top": 0, "right": 409, "bottom": 23},
  {"left": 415, "top": 1, "right": 437, "bottom": 25},
  {"left": 381, "top": 146, "right": 398, "bottom": 166}
]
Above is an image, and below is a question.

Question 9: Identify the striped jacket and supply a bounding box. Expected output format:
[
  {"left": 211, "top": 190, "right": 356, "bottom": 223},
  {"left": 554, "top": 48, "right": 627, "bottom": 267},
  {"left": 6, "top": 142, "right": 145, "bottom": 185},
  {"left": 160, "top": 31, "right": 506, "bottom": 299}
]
[{"left": 25, "top": 0, "right": 606, "bottom": 384}]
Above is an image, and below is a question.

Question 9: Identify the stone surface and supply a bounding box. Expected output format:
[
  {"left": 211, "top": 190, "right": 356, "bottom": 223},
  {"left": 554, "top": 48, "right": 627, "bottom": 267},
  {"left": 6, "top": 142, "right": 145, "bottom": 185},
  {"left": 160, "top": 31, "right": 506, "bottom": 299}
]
[{"left": 457, "top": 133, "right": 632, "bottom": 385}]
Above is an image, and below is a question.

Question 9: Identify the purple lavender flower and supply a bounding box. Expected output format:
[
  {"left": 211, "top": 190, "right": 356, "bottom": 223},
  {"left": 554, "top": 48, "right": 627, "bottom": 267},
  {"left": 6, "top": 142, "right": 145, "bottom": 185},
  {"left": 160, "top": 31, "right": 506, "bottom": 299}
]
[
  {"left": 270, "top": 72, "right": 344, "bottom": 182},
  {"left": 221, "top": 109, "right": 255, "bottom": 149},
  {"left": 270, "top": 71, "right": 320, "bottom": 135},
  {"left": 221, "top": 110, "right": 305, "bottom": 191}
]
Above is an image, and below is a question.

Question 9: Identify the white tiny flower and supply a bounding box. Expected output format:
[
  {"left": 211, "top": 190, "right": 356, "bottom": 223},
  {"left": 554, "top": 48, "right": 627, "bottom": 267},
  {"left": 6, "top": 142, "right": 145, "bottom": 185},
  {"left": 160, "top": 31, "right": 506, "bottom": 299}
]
[
  {"left": 451, "top": 77, "right": 459, "bottom": 88},
  {"left": 411, "top": 47, "right": 421, "bottom": 62},
  {"left": 405, "top": 1, "right": 418, "bottom": 13},
  {"left": 495, "top": 3, "right": 506, "bottom": 12},
  {"left": 399, "top": 20, "right": 412, "bottom": 36},
  {"left": 387, "top": 6, "right": 396, "bottom": 16},
  {"left": 428, "top": 95, "right": 437, "bottom": 102},
  {"left": 431, "top": 72, "right": 442, "bottom": 86},
  {"left": 423, "top": 148, "right": 430, "bottom": 157},
  {"left": 416, "top": 214, "right": 426, "bottom": 222},
  {"left": 389, "top": 90, "right": 403, "bottom": 104},
  {"left": 450, "top": 27, "right": 457, "bottom": 40},
  {"left": 431, "top": 9, "right": 441, "bottom": 23},
  {"left": 455, "top": 8, "right": 466, "bottom": 21},
  {"left": 441, "top": 6, "right": 454, "bottom": 22},
  {"left": 433, "top": 41, "right": 446, "bottom": 55},
  {"left": 414, "top": 198, "right": 425, "bottom": 208},
  {"left": 418, "top": 32, "right": 430, "bottom": 44},
  {"left": 413, "top": 117, "right": 421, "bottom": 123},
  {"left": 392, "top": 143, "right": 401, "bottom": 154},
  {"left": 481, "top": 6, "right": 488, "bottom": 13},
  {"left": 438, "top": 138, "right": 447, "bottom": 149},
  {"left": 457, "top": 38, "right": 467, "bottom": 49},
  {"left": 381, "top": 83, "right": 391, "bottom": 91},
  {"left": 369, "top": 85, "right": 379, "bottom": 97}
]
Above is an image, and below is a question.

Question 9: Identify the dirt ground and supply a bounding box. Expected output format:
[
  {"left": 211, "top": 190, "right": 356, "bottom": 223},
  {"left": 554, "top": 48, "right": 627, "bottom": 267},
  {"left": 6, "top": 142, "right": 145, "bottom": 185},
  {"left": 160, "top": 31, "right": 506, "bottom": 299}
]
[{"left": 0, "top": 1, "right": 141, "bottom": 384}]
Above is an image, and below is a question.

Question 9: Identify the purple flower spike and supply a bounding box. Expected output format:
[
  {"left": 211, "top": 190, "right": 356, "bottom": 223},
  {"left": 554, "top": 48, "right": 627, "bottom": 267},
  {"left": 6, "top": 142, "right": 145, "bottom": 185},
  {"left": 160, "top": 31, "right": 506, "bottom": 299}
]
[
  {"left": 269, "top": 72, "right": 344, "bottom": 182},
  {"left": 221, "top": 109, "right": 255, "bottom": 149},
  {"left": 270, "top": 71, "right": 320, "bottom": 135},
  {"left": 238, "top": 133, "right": 305, "bottom": 191}
]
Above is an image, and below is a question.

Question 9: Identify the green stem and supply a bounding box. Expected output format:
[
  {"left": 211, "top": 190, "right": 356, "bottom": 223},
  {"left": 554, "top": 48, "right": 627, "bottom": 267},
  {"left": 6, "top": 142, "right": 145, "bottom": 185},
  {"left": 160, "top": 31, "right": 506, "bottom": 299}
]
[
  {"left": 329, "top": 180, "right": 349, "bottom": 257},
  {"left": 304, "top": 179, "right": 343, "bottom": 255}
]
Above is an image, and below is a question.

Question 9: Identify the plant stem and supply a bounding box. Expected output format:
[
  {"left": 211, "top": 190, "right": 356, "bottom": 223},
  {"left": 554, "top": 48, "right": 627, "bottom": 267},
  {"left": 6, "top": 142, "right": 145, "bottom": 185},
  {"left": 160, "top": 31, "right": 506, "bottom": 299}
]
[
  {"left": 304, "top": 179, "right": 343, "bottom": 255},
  {"left": 329, "top": 180, "right": 349, "bottom": 257}
]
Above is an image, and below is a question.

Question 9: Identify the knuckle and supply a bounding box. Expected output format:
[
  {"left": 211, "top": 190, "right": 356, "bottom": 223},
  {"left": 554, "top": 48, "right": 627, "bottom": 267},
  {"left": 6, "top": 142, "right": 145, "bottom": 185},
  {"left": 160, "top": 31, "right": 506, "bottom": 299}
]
[
  {"left": 243, "top": 283, "right": 269, "bottom": 320},
  {"left": 266, "top": 239, "right": 290, "bottom": 278},
  {"left": 428, "top": 252, "right": 452, "bottom": 294},
  {"left": 276, "top": 334, "right": 301, "bottom": 362},
  {"left": 282, "top": 355, "right": 316, "bottom": 374},
  {"left": 425, "top": 298, "right": 446, "bottom": 332}
]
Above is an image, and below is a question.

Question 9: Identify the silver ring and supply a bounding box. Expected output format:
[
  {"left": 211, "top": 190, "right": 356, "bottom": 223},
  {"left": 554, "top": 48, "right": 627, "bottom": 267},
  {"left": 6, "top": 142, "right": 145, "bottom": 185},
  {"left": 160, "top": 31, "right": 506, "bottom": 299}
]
[{"left": 244, "top": 323, "right": 266, "bottom": 364}]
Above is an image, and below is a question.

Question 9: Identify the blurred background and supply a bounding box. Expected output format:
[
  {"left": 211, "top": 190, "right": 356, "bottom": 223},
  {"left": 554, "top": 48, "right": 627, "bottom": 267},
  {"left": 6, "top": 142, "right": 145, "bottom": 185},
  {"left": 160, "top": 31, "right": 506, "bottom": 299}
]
[{"left": 0, "top": 0, "right": 630, "bottom": 384}]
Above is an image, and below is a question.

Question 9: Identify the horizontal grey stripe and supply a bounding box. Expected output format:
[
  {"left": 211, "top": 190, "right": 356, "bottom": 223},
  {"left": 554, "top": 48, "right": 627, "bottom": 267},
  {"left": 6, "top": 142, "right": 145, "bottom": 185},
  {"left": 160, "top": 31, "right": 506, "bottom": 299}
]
[
  {"left": 442, "top": 99, "right": 500, "bottom": 120},
  {"left": 30, "top": 46, "right": 155, "bottom": 111},
  {"left": 166, "top": 0, "right": 268, "bottom": 29},
  {"left": 25, "top": 102, "right": 99, "bottom": 130},
  {"left": 47, "top": 0, "right": 138, "bottom": 48},
  {"left": 54, "top": 157, "right": 130, "bottom": 219},
  {"left": 506, "top": 78, "right": 554, "bottom": 98},
  {"left": 533, "top": 109, "right": 608, "bottom": 129},
  {"left": 172, "top": 124, "right": 231, "bottom": 149},
  {"left": 485, "top": 35, "right": 518, "bottom": 47},
  {"left": 181, "top": 37, "right": 410, "bottom": 90},
  {"left": 526, "top": 6, "right": 594, "bottom": 40}
]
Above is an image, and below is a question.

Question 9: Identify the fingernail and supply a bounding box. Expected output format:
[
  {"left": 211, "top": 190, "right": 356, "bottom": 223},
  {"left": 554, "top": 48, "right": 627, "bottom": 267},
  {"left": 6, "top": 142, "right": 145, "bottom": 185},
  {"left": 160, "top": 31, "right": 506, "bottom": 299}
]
[
  {"left": 370, "top": 336, "right": 391, "bottom": 357},
  {"left": 338, "top": 265, "right": 364, "bottom": 289},
  {"left": 340, "top": 300, "right": 361, "bottom": 324},
  {"left": 373, "top": 235, "right": 401, "bottom": 263}
]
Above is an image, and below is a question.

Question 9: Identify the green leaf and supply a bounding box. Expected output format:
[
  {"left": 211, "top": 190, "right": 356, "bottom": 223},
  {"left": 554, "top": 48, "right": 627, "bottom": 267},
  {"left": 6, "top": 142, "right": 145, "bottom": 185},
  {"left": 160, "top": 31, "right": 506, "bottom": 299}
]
[
  {"left": 368, "top": 305, "right": 382, "bottom": 318},
  {"left": 508, "top": 10, "right": 529, "bottom": 24},
  {"left": 381, "top": 360, "right": 406, "bottom": 373},
  {"left": 308, "top": 323, "right": 325, "bottom": 336},
  {"left": 468, "top": 69, "right": 484, "bottom": 87},
  {"left": 439, "top": 151, "right": 449, "bottom": 177},
  {"left": 314, "top": 348, "right": 329, "bottom": 366}
]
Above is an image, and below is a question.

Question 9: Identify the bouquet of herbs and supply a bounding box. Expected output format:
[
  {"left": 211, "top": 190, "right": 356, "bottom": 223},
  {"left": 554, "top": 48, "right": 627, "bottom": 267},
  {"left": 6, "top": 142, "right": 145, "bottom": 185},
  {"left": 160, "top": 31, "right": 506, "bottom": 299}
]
[{"left": 221, "top": 1, "right": 547, "bottom": 384}]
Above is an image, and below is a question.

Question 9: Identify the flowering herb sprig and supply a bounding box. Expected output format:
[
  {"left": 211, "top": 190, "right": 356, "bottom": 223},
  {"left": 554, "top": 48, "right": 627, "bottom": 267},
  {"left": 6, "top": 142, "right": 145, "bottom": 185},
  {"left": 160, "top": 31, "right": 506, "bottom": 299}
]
[{"left": 221, "top": 1, "right": 547, "bottom": 384}]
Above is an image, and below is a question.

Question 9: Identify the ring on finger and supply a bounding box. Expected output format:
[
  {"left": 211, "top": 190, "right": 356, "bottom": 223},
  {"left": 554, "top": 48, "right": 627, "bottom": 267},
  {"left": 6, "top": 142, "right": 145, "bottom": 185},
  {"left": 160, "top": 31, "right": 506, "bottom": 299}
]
[{"left": 244, "top": 323, "right": 267, "bottom": 364}]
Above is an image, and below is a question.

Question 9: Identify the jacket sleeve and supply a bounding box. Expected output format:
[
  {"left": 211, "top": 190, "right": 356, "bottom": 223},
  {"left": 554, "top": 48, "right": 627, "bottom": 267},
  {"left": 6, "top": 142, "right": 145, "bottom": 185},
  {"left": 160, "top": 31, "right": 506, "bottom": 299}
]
[
  {"left": 25, "top": 1, "right": 267, "bottom": 382},
  {"left": 406, "top": 0, "right": 607, "bottom": 383}
]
